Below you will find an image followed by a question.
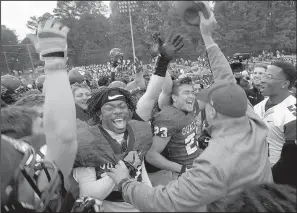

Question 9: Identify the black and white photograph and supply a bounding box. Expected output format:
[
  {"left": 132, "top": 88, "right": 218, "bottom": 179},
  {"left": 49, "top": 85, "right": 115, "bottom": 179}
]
[{"left": 1, "top": 1, "right": 296, "bottom": 212}]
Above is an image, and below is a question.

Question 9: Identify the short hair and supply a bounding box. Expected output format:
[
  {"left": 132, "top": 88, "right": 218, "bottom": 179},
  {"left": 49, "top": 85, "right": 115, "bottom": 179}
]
[
  {"left": 14, "top": 94, "right": 45, "bottom": 107},
  {"left": 172, "top": 76, "right": 193, "bottom": 95},
  {"left": 208, "top": 183, "right": 296, "bottom": 212},
  {"left": 272, "top": 61, "right": 297, "bottom": 88},
  {"left": 1, "top": 106, "right": 39, "bottom": 139},
  {"left": 71, "top": 82, "right": 91, "bottom": 95}
]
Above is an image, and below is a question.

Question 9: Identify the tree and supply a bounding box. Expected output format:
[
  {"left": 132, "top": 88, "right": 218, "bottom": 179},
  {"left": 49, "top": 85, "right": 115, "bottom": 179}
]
[
  {"left": 52, "top": 1, "right": 110, "bottom": 65},
  {"left": 1, "top": 25, "right": 19, "bottom": 74},
  {"left": 26, "top": 12, "right": 54, "bottom": 32}
]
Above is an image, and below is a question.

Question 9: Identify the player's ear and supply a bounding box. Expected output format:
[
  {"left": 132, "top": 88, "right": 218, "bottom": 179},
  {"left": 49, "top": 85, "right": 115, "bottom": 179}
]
[
  {"left": 208, "top": 100, "right": 216, "bottom": 119},
  {"left": 171, "top": 94, "right": 177, "bottom": 103},
  {"left": 281, "top": 80, "right": 290, "bottom": 89}
]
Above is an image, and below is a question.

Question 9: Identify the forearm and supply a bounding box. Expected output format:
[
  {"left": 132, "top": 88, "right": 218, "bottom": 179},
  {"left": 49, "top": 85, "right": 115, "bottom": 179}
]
[
  {"left": 202, "top": 35, "right": 236, "bottom": 83},
  {"left": 122, "top": 155, "right": 226, "bottom": 212},
  {"left": 43, "top": 59, "right": 77, "bottom": 142},
  {"left": 146, "top": 151, "right": 182, "bottom": 173},
  {"left": 73, "top": 167, "right": 115, "bottom": 200},
  {"left": 158, "top": 72, "right": 173, "bottom": 109},
  {"left": 39, "top": 58, "right": 77, "bottom": 190},
  {"left": 136, "top": 74, "right": 164, "bottom": 121}
]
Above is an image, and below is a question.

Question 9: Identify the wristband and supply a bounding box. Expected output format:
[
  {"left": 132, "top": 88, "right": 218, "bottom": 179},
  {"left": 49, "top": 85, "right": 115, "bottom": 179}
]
[
  {"left": 153, "top": 54, "right": 170, "bottom": 77},
  {"left": 118, "top": 178, "right": 130, "bottom": 192},
  {"left": 44, "top": 60, "right": 67, "bottom": 71}
]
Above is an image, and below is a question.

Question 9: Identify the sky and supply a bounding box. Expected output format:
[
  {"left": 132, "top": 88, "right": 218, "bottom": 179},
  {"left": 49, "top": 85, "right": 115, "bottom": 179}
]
[{"left": 1, "top": 1, "right": 110, "bottom": 41}]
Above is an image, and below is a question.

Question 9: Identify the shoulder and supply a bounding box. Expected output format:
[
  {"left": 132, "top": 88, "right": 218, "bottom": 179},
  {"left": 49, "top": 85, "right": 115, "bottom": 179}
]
[
  {"left": 153, "top": 106, "right": 183, "bottom": 122},
  {"left": 77, "top": 125, "right": 103, "bottom": 147},
  {"left": 274, "top": 95, "right": 296, "bottom": 126},
  {"left": 254, "top": 97, "right": 269, "bottom": 109}
]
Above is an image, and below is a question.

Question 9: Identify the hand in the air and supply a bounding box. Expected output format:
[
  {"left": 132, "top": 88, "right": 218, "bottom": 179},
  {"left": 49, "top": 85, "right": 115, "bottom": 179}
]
[
  {"left": 106, "top": 160, "right": 130, "bottom": 185},
  {"left": 158, "top": 31, "right": 184, "bottom": 61},
  {"left": 27, "top": 19, "right": 69, "bottom": 61},
  {"left": 198, "top": 10, "right": 217, "bottom": 37}
]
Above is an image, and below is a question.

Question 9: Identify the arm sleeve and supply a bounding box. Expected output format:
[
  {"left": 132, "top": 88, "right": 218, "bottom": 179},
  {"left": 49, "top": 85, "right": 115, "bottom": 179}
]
[
  {"left": 152, "top": 114, "right": 176, "bottom": 138},
  {"left": 121, "top": 155, "right": 226, "bottom": 212},
  {"left": 284, "top": 120, "right": 296, "bottom": 140},
  {"left": 73, "top": 167, "right": 115, "bottom": 200}
]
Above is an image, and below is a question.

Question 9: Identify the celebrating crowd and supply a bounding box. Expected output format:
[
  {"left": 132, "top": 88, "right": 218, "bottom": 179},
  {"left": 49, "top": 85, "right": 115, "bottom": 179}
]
[{"left": 1, "top": 4, "right": 296, "bottom": 213}]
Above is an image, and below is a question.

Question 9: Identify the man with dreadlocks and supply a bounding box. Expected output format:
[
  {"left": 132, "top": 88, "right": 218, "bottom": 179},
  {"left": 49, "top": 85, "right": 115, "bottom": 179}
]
[{"left": 72, "top": 30, "right": 184, "bottom": 211}]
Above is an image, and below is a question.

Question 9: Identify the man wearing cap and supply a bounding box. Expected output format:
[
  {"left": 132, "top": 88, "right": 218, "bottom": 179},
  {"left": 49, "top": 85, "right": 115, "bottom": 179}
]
[{"left": 105, "top": 9, "right": 272, "bottom": 212}]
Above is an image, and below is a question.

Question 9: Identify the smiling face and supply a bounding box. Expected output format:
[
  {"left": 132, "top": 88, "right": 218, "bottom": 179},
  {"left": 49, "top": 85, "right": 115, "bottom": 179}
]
[
  {"left": 252, "top": 67, "right": 266, "bottom": 86},
  {"left": 260, "top": 65, "right": 288, "bottom": 97},
  {"left": 100, "top": 100, "right": 130, "bottom": 134},
  {"left": 73, "top": 88, "right": 92, "bottom": 110},
  {"left": 172, "top": 84, "right": 195, "bottom": 112}
]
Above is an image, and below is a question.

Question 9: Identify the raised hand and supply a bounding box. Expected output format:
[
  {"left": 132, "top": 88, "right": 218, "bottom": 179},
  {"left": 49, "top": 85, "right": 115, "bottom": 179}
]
[
  {"left": 198, "top": 10, "right": 217, "bottom": 37},
  {"left": 158, "top": 31, "right": 184, "bottom": 61},
  {"left": 27, "top": 19, "right": 69, "bottom": 61}
]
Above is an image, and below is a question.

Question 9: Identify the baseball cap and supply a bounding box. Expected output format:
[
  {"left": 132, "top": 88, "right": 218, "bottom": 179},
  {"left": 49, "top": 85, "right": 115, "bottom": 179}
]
[{"left": 197, "top": 80, "right": 247, "bottom": 117}]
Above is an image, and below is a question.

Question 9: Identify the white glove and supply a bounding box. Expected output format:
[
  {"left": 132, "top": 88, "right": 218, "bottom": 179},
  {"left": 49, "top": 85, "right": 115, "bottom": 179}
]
[{"left": 27, "top": 19, "right": 69, "bottom": 61}]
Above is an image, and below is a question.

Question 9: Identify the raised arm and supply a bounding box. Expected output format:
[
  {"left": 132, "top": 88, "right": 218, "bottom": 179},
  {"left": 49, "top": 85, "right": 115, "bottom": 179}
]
[
  {"left": 28, "top": 19, "right": 77, "bottom": 190},
  {"left": 199, "top": 12, "right": 235, "bottom": 84},
  {"left": 125, "top": 58, "right": 146, "bottom": 92},
  {"left": 158, "top": 71, "right": 173, "bottom": 110},
  {"left": 136, "top": 32, "right": 184, "bottom": 121}
]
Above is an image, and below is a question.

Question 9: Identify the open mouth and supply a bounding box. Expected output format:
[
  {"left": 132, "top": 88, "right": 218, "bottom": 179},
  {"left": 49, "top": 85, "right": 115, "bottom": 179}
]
[
  {"left": 186, "top": 100, "right": 194, "bottom": 107},
  {"left": 112, "top": 118, "right": 126, "bottom": 129}
]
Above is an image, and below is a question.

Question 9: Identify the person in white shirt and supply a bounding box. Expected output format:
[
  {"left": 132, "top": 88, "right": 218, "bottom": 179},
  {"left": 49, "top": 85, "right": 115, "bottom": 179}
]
[{"left": 254, "top": 61, "right": 296, "bottom": 186}]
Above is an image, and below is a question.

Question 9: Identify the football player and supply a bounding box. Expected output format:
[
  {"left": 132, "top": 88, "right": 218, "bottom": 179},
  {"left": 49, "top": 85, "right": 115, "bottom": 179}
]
[
  {"left": 146, "top": 76, "right": 200, "bottom": 186},
  {"left": 68, "top": 67, "right": 92, "bottom": 87},
  {"left": 72, "top": 31, "right": 184, "bottom": 211},
  {"left": 35, "top": 75, "right": 46, "bottom": 93},
  {"left": 254, "top": 61, "right": 297, "bottom": 186},
  {"left": 1, "top": 75, "right": 23, "bottom": 105}
]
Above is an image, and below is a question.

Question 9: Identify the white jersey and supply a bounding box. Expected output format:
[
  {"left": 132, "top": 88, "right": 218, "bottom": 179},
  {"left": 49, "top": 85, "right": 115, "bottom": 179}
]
[{"left": 254, "top": 95, "right": 296, "bottom": 166}]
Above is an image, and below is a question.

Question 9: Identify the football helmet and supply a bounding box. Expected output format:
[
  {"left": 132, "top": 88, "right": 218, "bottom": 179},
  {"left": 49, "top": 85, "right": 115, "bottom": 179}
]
[
  {"left": 1, "top": 135, "right": 66, "bottom": 212},
  {"left": 108, "top": 81, "right": 126, "bottom": 89},
  {"left": 1, "top": 75, "right": 22, "bottom": 91},
  {"left": 35, "top": 75, "right": 46, "bottom": 92},
  {"left": 68, "top": 68, "right": 92, "bottom": 85},
  {"left": 109, "top": 48, "right": 123, "bottom": 68}
]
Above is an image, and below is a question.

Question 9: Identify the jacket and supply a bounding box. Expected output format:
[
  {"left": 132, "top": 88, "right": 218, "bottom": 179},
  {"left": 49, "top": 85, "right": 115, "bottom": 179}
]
[{"left": 120, "top": 44, "right": 273, "bottom": 212}]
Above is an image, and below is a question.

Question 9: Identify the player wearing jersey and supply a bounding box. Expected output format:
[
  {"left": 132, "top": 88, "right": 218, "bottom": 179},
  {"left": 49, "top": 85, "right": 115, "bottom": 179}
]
[
  {"left": 254, "top": 61, "right": 297, "bottom": 186},
  {"left": 72, "top": 30, "right": 184, "bottom": 211},
  {"left": 146, "top": 77, "right": 200, "bottom": 186}
]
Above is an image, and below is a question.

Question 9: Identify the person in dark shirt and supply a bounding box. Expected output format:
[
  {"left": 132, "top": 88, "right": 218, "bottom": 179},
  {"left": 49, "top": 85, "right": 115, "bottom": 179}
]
[{"left": 248, "top": 64, "right": 267, "bottom": 106}]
